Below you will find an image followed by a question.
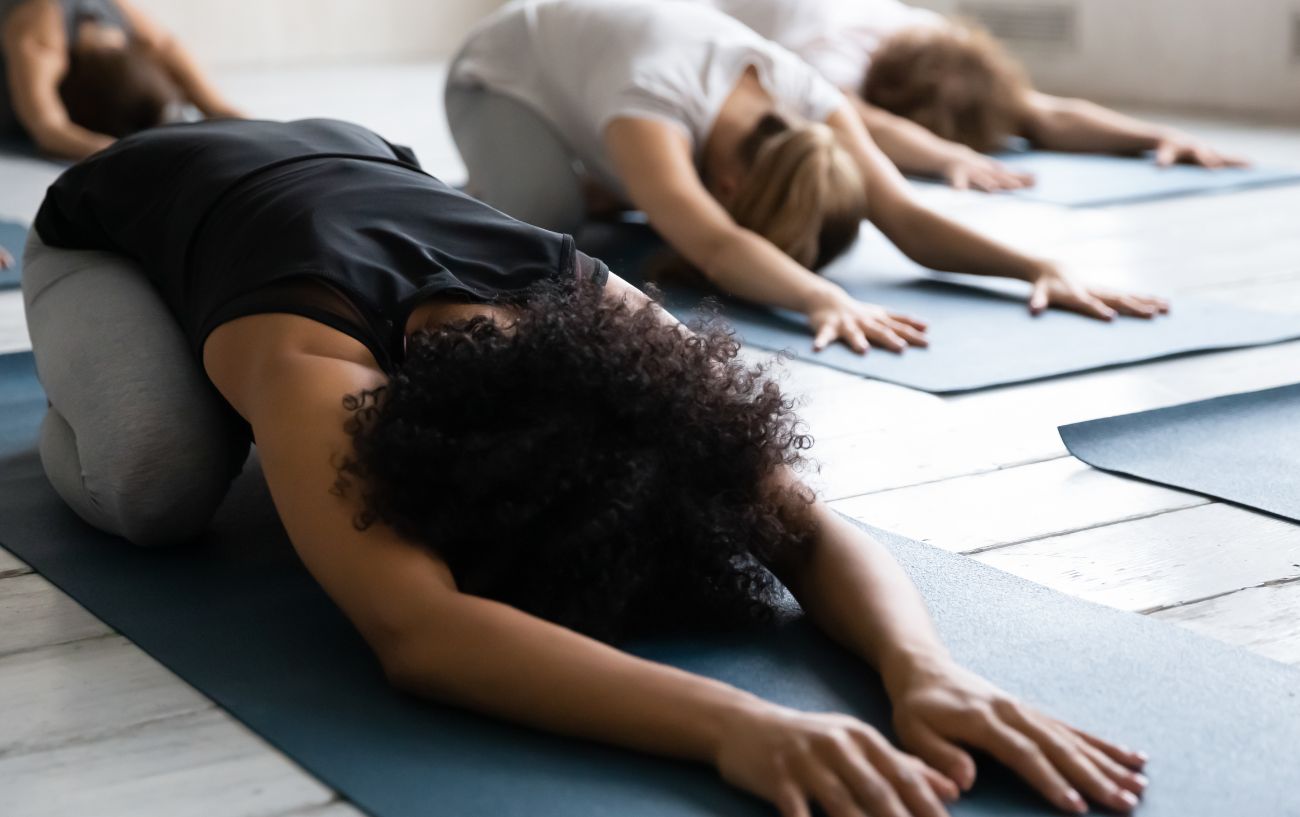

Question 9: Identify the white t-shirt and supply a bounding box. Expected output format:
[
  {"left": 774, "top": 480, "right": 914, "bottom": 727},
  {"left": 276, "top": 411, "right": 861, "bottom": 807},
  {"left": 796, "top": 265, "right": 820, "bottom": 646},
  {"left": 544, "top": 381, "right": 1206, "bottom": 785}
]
[
  {"left": 699, "top": 0, "right": 944, "bottom": 90},
  {"left": 448, "top": 0, "right": 846, "bottom": 194}
]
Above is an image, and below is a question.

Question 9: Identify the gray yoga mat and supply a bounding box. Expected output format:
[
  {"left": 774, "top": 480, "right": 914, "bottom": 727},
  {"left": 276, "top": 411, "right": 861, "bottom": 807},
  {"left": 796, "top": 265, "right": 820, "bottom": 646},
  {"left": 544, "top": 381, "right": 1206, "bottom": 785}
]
[
  {"left": 984, "top": 150, "right": 1300, "bottom": 208},
  {"left": 2, "top": 349, "right": 1300, "bottom": 816},
  {"left": 579, "top": 222, "right": 1300, "bottom": 394},
  {"left": 0, "top": 220, "right": 27, "bottom": 291},
  {"left": 1060, "top": 383, "right": 1300, "bottom": 523}
]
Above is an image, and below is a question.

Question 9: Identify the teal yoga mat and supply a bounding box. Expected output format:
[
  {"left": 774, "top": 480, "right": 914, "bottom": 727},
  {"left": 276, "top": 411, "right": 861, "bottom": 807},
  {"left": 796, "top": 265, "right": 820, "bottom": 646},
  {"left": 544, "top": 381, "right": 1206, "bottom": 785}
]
[
  {"left": 1060, "top": 383, "right": 1300, "bottom": 523},
  {"left": 0, "top": 220, "right": 27, "bottom": 291},
  {"left": 989, "top": 150, "right": 1300, "bottom": 208},
  {"left": 579, "top": 222, "right": 1300, "bottom": 394},
  {"left": 2, "top": 349, "right": 1300, "bottom": 815}
]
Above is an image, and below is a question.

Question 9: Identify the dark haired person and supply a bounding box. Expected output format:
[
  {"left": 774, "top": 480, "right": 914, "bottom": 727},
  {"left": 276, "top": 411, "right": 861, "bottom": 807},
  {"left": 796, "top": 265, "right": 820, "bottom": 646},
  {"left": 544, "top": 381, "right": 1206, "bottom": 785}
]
[
  {"left": 0, "top": 0, "right": 241, "bottom": 159},
  {"left": 700, "top": 0, "right": 1246, "bottom": 191},
  {"left": 27, "top": 117, "right": 1147, "bottom": 817}
]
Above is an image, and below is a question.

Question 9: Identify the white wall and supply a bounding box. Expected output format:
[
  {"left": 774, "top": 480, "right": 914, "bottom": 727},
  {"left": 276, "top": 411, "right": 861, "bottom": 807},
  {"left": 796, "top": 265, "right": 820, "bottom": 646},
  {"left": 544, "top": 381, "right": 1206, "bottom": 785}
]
[
  {"left": 137, "top": 0, "right": 1300, "bottom": 119},
  {"left": 131, "top": 0, "right": 501, "bottom": 67},
  {"left": 915, "top": 0, "right": 1300, "bottom": 120}
]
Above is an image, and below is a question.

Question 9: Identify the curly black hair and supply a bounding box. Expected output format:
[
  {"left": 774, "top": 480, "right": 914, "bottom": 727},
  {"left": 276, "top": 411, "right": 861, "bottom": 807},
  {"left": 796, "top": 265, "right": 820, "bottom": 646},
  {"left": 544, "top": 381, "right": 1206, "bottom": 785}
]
[{"left": 336, "top": 279, "right": 817, "bottom": 643}]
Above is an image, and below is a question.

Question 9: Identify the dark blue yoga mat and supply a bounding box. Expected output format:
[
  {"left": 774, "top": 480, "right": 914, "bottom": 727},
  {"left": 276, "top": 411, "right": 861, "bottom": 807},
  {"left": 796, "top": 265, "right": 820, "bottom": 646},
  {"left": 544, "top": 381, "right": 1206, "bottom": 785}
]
[
  {"left": 2, "top": 349, "right": 1300, "bottom": 815},
  {"left": 983, "top": 150, "right": 1300, "bottom": 207},
  {"left": 579, "top": 222, "right": 1300, "bottom": 394},
  {"left": 0, "top": 220, "right": 28, "bottom": 291},
  {"left": 1060, "top": 383, "right": 1300, "bottom": 522}
]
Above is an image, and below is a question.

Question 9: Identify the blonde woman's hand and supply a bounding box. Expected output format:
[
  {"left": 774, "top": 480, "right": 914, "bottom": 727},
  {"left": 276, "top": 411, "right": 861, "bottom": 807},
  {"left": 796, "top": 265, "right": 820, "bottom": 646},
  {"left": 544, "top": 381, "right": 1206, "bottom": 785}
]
[
  {"left": 941, "top": 151, "right": 1035, "bottom": 192},
  {"left": 0, "top": 245, "right": 12, "bottom": 270},
  {"left": 1027, "top": 265, "right": 1170, "bottom": 321},
  {"left": 808, "top": 289, "right": 929, "bottom": 354},
  {"left": 886, "top": 658, "right": 1149, "bottom": 815},
  {"left": 1154, "top": 132, "right": 1249, "bottom": 169},
  {"left": 715, "top": 701, "right": 960, "bottom": 817}
]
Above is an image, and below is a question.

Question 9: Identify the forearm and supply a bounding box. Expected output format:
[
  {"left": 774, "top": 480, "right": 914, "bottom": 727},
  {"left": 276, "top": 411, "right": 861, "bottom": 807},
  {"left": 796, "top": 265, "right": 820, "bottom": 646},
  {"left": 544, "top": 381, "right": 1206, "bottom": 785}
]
[
  {"left": 782, "top": 502, "right": 948, "bottom": 691},
  {"left": 153, "top": 40, "right": 240, "bottom": 117},
  {"left": 384, "top": 591, "right": 762, "bottom": 763},
  {"left": 1024, "top": 94, "right": 1164, "bottom": 154},
  {"left": 878, "top": 200, "right": 1044, "bottom": 282},
  {"left": 851, "top": 96, "right": 966, "bottom": 178},
  {"left": 29, "top": 119, "right": 113, "bottom": 160},
  {"left": 699, "top": 227, "right": 840, "bottom": 313}
]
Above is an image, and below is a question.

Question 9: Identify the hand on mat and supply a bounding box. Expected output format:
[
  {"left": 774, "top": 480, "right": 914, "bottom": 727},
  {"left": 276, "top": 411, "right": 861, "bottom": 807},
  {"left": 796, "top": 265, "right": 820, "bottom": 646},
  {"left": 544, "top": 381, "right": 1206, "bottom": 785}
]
[
  {"left": 888, "top": 659, "right": 1149, "bottom": 815},
  {"left": 1154, "top": 133, "right": 1249, "bottom": 169},
  {"left": 942, "top": 152, "right": 1035, "bottom": 192},
  {"left": 715, "top": 703, "right": 960, "bottom": 817},
  {"left": 0, "top": 245, "right": 12, "bottom": 270},
  {"left": 809, "top": 290, "right": 929, "bottom": 354},
  {"left": 1028, "top": 266, "right": 1171, "bottom": 321}
]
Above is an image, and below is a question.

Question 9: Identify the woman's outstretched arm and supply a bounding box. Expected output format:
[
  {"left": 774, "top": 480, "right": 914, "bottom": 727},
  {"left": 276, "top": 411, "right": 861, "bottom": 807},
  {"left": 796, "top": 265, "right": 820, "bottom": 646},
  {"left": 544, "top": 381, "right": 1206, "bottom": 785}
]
[
  {"left": 228, "top": 334, "right": 955, "bottom": 817},
  {"left": 847, "top": 95, "right": 1033, "bottom": 192},
  {"left": 115, "top": 0, "right": 243, "bottom": 119},
  {"left": 772, "top": 490, "right": 1149, "bottom": 816},
  {"left": 605, "top": 116, "right": 928, "bottom": 354},
  {"left": 826, "top": 103, "right": 1169, "bottom": 321},
  {"left": 1021, "top": 92, "right": 1246, "bottom": 167}
]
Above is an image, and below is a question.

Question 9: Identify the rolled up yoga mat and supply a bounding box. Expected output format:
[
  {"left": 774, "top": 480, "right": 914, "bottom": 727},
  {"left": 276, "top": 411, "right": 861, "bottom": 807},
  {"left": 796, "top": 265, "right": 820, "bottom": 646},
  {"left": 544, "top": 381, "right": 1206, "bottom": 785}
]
[
  {"left": 1060, "top": 383, "right": 1300, "bottom": 523},
  {"left": 1, "top": 350, "right": 1299, "bottom": 815}
]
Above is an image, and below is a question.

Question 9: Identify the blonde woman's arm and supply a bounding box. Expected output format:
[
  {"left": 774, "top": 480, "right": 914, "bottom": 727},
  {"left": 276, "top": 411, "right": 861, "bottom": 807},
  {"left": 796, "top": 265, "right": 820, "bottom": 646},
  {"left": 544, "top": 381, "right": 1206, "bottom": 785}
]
[
  {"left": 605, "top": 116, "right": 927, "bottom": 353},
  {"left": 1021, "top": 92, "right": 1246, "bottom": 167},
  {"left": 826, "top": 104, "right": 1168, "bottom": 321},
  {"left": 848, "top": 95, "right": 1033, "bottom": 192}
]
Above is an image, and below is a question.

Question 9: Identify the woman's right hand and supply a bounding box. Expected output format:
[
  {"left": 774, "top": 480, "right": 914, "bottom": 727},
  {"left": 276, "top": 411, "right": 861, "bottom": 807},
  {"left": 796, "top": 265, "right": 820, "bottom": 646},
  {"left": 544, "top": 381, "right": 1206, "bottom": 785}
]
[
  {"left": 940, "top": 151, "right": 1035, "bottom": 192},
  {"left": 0, "top": 245, "right": 12, "bottom": 270},
  {"left": 807, "top": 289, "right": 929, "bottom": 354},
  {"left": 715, "top": 702, "right": 960, "bottom": 817}
]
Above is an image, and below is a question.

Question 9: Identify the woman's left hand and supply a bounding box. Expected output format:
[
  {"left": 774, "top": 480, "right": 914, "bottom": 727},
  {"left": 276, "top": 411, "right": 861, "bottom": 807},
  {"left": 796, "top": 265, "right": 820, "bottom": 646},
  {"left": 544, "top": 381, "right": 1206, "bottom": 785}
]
[
  {"left": 1028, "top": 265, "right": 1170, "bottom": 321},
  {"left": 1153, "top": 133, "right": 1248, "bottom": 169},
  {"left": 0, "top": 245, "right": 12, "bottom": 270},
  {"left": 887, "top": 658, "right": 1149, "bottom": 815}
]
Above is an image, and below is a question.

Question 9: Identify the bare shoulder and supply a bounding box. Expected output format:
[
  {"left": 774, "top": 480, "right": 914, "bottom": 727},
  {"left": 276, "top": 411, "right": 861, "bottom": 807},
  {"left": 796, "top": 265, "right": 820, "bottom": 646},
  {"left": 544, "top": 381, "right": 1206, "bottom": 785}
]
[{"left": 3, "top": 0, "right": 65, "bottom": 51}]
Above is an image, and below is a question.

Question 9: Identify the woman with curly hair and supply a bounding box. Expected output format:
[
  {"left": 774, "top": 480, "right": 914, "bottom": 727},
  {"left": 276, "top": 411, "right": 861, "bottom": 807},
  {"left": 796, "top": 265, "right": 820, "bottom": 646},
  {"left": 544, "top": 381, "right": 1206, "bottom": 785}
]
[
  {"left": 697, "top": 0, "right": 1246, "bottom": 191},
  {"left": 26, "top": 117, "right": 1147, "bottom": 817},
  {"left": 446, "top": 0, "right": 1169, "bottom": 357}
]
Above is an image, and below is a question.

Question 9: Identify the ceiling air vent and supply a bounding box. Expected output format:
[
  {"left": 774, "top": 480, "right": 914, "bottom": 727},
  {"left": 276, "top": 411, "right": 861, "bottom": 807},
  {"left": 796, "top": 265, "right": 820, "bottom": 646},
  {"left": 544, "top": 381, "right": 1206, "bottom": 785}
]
[{"left": 956, "top": 2, "right": 1078, "bottom": 51}]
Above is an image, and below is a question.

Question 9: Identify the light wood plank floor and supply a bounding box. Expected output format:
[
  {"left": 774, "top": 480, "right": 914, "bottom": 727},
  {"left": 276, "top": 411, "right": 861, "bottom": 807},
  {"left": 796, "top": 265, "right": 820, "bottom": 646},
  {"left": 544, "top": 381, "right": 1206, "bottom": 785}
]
[{"left": 1, "top": 63, "right": 1298, "bottom": 814}]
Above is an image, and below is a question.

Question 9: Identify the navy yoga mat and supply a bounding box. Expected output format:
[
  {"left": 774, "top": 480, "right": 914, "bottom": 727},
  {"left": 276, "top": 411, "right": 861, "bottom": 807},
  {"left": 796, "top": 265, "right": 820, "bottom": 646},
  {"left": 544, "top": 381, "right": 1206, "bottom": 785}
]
[
  {"left": 986, "top": 150, "right": 1300, "bottom": 207},
  {"left": 0, "top": 220, "right": 27, "bottom": 291},
  {"left": 579, "top": 222, "right": 1300, "bottom": 394},
  {"left": 1060, "top": 383, "right": 1300, "bottom": 522},
  {"left": 3, "top": 350, "right": 1300, "bottom": 816}
]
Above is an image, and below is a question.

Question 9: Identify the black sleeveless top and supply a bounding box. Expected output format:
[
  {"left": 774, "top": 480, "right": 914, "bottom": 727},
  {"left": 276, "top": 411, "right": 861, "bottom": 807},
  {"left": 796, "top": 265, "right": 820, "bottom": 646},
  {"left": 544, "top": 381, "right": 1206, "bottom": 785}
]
[{"left": 34, "top": 118, "right": 606, "bottom": 372}]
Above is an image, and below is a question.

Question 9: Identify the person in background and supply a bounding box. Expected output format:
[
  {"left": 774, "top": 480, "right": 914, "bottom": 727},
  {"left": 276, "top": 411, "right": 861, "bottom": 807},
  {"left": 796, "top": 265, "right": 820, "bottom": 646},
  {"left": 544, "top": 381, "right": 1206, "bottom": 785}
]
[
  {"left": 698, "top": 0, "right": 1247, "bottom": 191},
  {"left": 0, "top": 0, "right": 242, "bottom": 159},
  {"left": 446, "top": 0, "right": 1167, "bottom": 356}
]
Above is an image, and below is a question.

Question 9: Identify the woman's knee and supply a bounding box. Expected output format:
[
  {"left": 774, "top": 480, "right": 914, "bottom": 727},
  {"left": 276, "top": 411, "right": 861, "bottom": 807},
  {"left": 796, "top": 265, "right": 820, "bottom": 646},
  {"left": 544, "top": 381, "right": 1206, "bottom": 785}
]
[{"left": 40, "top": 405, "right": 246, "bottom": 548}]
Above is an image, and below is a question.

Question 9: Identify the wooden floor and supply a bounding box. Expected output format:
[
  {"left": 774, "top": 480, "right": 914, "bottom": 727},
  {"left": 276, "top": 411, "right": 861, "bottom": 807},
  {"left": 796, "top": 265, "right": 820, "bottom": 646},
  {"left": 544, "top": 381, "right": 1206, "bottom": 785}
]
[{"left": 2, "top": 63, "right": 1299, "bottom": 815}]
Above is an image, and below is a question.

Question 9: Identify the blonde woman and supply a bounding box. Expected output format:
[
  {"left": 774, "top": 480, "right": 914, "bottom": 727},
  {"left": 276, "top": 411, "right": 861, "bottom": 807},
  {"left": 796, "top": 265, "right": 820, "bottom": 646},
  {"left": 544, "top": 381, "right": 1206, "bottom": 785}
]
[
  {"left": 446, "top": 0, "right": 1167, "bottom": 354},
  {"left": 699, "top": 0, "right": 1246, "bottom": 192}
]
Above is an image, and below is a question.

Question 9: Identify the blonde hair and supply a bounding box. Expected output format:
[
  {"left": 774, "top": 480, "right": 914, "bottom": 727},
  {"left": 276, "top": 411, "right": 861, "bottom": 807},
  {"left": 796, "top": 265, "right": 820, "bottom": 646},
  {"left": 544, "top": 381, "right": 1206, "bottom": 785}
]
[
  {"left": 863, "top": 22, "right": 1032, "bottom": 153},
  {"left": 726, "top": 115, "right": 867, "bottom": 270}
]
